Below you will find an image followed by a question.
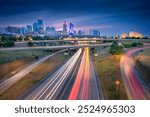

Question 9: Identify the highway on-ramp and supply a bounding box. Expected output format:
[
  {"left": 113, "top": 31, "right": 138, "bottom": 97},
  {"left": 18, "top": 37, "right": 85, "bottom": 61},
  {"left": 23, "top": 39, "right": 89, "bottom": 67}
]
[
  {"left": 0, "top": 50, "right": 67, "bottom": 94},
  {"left": 120, "top": 47, "right": 150, "bottom": 99}
]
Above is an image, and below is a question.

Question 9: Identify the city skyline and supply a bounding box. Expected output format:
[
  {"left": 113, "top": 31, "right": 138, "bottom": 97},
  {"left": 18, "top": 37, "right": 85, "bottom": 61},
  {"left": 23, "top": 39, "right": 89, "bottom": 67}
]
[
  {"left": 0, "top": 0, "right": 150, "bottom": 36},
  {"left": 3, "top": 19, "right": 145, "bottom": 38}
]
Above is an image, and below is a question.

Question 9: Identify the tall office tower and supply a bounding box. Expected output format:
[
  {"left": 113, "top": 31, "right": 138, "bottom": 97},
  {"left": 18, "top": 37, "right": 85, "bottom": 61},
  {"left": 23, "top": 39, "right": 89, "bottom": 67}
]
[
  {"left": 20, "top": 27, "right": 27, "bottom": 35},
  {"left": 37, "top": 19, "right": 44, "bottom": 33},
  {"left": 62, "top": 21, "right": 67, "bottom": 35},
  {"left": 90, "top": 29, "right": 100, "bottom": 36},
  {"left": 26, "top": 25, "right": 32, "bottom": 33},
  {"left": 33, "top": 22, "right": 38, "bottom": 32},
  {"left": 69, "top": 22, "right": 74, "bottom": 36}
]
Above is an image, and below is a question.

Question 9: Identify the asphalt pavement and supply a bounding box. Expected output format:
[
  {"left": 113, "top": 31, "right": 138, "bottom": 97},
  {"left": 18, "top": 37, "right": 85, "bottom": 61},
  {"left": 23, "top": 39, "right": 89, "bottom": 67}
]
[
  {"left": 120, "top": 47, "right": 150, "bottom": 99},
  {"left": 68, "top": 48, "right": 103, "bottom": 100},
  {"left": 23, "top": 49, "right": 82, "bottom": 99}
]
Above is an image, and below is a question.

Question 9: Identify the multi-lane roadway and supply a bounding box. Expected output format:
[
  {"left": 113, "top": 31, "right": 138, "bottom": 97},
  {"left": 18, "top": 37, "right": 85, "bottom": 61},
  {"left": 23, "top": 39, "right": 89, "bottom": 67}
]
[
  {"left": 21, "top": 48, "right": 103, "bottom": 100},
  {"left": 68, "top": 48, "right": 103, "bottom": 100},
  {"left": 1, "top": 42, "right": 150, "bottom": 100},
  {"left": 23, "top": 49, "right": 82, "bottom": 99}
]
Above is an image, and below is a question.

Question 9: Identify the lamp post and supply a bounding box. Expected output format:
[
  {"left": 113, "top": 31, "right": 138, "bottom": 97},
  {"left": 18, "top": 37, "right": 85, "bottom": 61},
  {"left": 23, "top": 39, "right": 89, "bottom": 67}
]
[
  {"left": 115, "top": 80, "right": 120, "bottom": 99},
  {"left": 115, "top": 80, "right": 120, "bottom": 91}
]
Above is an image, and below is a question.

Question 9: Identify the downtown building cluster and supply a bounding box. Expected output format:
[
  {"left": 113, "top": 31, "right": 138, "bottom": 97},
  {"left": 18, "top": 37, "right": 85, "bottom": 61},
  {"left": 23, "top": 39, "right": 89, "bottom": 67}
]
[
  {"left": 5, "top": 19, "right": 101, "bottom": 37},
  {"left": 6, "top": 19, "right": 52, "bottom": 36}
]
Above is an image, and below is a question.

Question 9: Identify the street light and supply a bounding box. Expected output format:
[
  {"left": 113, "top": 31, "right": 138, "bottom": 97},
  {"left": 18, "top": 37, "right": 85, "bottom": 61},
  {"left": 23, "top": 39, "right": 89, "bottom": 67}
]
[
  {"left": 94, "top": 53, "right": 98, "bottom": 60},
  {"left": 115, "top": 80, "right": 120, "bottom": 99},
  {"left": 115, "top": 80, "right": 120, "bottom": 91}
]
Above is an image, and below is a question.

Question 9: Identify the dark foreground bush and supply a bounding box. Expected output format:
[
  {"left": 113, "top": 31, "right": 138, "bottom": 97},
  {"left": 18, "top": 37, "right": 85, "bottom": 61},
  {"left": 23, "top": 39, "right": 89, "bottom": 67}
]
[
  {"left": 122, "top": 42, "right": 143, "bottom": 48},
  {"left": 109, "top": 42, "right": 123, "bottom": 55}
]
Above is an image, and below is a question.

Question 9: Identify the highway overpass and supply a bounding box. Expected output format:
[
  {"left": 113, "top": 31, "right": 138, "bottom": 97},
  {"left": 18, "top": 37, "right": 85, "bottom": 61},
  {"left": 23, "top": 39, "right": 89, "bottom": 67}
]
[
  {"left": 0, "top": 43, "right": 112, "bottom": 51},
  {"left": 14, "top": 38, "right": 150, "bottom": 47},
  {"left": 15, "top": 38, "right": 150, "bottom": 44}
]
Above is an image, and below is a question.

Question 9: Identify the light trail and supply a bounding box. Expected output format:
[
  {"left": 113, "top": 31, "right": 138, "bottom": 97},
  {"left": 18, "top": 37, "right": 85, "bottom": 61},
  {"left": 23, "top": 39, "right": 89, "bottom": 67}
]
[
  {"left": 69, "top": 47, "right": 102, "bottom": 100},
  {"left": 0, "top": 50, "right": 66, "bottom": 94},
  {"left": 68, "top": 49, "right": 86, "bottom": 100},
  {"left": 80, "top": 48, "right": 90, "bottom": 99},
  {"left": 24, "top": 49, "right": 82, "bottom": 100},
  {"left": 120, "top": 47, "right": 150, "bottom": 99}
]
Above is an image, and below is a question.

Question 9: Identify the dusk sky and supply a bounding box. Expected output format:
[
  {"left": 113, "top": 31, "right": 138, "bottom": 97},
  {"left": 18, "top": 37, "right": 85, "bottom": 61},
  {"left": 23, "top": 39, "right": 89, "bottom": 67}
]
[{"left": 0, "top": 0, "right": 150, "bottom": 36}]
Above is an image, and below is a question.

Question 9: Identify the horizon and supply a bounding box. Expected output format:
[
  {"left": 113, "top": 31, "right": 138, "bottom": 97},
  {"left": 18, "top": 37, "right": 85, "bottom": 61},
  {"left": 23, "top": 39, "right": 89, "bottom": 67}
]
[
  {"left": 0, "top": 20, "right": 149, "bottom": 37},
  {"left": 0, "top": 0, "right": 150, "bottom": 36}
]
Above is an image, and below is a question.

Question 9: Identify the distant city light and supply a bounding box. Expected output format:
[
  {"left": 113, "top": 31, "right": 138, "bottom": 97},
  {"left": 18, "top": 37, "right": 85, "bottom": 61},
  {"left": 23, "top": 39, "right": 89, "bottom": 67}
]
[{"left": 69, "top": 22, "right": 74, "bottom": 36}]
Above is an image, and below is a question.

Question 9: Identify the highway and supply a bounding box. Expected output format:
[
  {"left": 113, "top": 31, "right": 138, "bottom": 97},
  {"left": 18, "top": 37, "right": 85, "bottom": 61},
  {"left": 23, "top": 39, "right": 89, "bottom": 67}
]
[
  {"left": 21, "top": 47, "right": 103, "bottom": 100},
  {"left": 0, "top": 49, "right": 67, "bottom": 94},
  {"left": 2, "top": 42, "right": 149, "bottom": 100},
  {"left": 120, "top": 47, "right": 150, "bottom": 99},
  {"left": 23, "top": 49, "right": 82, "bottom": 100},
  {"left": 15, "top": 38, "right": 150, "bottom": 44},
  {"left": 0, "top": 43, "right": 111, "bottom": 51},
  {"left": 68, "top": 48, "right": 103, "bottom": 100},
  {"left": 1, "top": 43, "right": 150, "bottom": 51}
]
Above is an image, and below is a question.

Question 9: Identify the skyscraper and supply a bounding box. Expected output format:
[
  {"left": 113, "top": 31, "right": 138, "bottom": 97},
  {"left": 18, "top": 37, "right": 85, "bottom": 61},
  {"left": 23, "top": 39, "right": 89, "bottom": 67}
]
[
  {"left": 62, "top": 21, "right": 67, "bottom": 35},
  {"left": 20, "top": 27, "right": 27, "bottom": 35},
  {"left": 26, "top": 25, "right": 32, "bottom": 33},
  {"left": 37, "top": 19, "right": 43, "bottom": 25},
  {"left": 37, "top": 19, "right": 44, "bottom": 33},
  {"left": 33, "top": 22, "right": 38, "bottom": 32},
  {"left": 69, "top": 22, "right": 74, "bottom": 36}
]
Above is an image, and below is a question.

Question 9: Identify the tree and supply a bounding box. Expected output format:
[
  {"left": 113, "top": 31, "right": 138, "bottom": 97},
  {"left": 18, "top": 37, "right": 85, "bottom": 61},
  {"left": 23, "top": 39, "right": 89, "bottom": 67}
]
[
  {"left": 109, "top": 43, "right": 123, "bottom": 55},
  {"left": 1, "top": 36, "right": 6, "bottom": 42},
  {"left": 122, "top": 42, "right": 143, "bottom": 48},
  {"left": 28, "top": 42, "right": 34, "bottom": 47}
]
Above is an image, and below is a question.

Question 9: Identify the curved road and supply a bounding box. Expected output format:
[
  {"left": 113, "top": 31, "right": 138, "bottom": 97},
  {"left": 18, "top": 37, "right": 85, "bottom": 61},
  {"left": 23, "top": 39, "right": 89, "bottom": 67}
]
[{"left": 120, "top": 47, "right": 150, "bottom": 99}]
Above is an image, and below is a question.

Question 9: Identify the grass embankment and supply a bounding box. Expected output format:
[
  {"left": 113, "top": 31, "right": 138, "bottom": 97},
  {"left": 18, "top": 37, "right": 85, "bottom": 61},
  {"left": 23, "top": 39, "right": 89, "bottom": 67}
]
[
  {"left": 93, "top": 47, "right": 128, "bottom": 100},
  {"left": 135, "top": 49, "right": 150, "bottom": 84},
  {"left": 0, "top": 50, "right": 49, "bottom": 64},
  {"left": 0, "top": 50, "right": 50, "bottom": 80},
  {"left": 0, "top": 53, "right": 69, "bottom": 100},
  {"left": 0, "top": 58, "right": 32, "bottom": 80}
]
